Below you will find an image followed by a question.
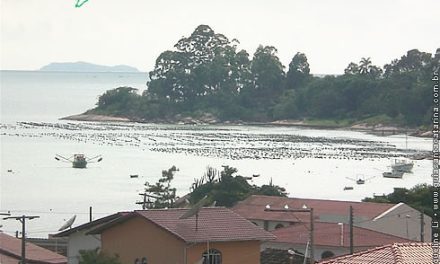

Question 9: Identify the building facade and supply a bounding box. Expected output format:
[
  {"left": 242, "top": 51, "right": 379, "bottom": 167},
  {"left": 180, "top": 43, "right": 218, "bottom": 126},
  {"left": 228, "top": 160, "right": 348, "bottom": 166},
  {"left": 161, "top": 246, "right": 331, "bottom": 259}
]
[{"left": 91, "top": 207, "right": 275, "bottom": 264}]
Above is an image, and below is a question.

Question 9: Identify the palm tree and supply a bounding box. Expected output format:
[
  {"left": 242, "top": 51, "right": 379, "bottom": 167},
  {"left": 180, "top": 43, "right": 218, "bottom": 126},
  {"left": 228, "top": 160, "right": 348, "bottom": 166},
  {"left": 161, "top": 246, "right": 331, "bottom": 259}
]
[{"left": 359, "top": 57, "right": 372, "bottom": 75}]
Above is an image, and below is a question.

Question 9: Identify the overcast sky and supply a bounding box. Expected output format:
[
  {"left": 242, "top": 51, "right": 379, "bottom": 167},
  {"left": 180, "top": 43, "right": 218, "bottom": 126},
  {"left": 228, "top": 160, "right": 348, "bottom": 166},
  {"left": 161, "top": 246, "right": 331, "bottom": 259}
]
[{"left": 1, "top": 0, "right": 439, "bottom": 74}]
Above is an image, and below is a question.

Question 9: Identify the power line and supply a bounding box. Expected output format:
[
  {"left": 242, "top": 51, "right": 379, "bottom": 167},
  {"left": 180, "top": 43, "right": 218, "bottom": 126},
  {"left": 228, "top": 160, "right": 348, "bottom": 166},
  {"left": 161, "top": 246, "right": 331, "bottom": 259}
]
[
  {"left": 349, "top": 205, "right": 353, "bottom": 254},
  {"left": 265, "top": 207, "right": 315, "bottom": 264},
  {"left": 3, "top": 215, "right": 40, "bottom": 264}
]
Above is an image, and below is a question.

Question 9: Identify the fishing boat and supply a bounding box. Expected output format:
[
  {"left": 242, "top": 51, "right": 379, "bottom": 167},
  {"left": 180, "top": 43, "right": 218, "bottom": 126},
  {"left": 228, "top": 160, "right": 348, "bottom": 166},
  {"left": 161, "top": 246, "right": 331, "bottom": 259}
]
[
  {"left": 356, "top": 179, "right": 365, "bottom": 185},
  {"left": 391, "top": 159, "right": 414, "bottom": 173},
  {"left": 72, "top": 154, "right": 87, "bottom": 168},
  {"left": 55, "top": 154, "right": 102, "bottom": 168},
  {"left": 383, "top": 170, "right": 404, "bottom": 179},
  {"left": 346, "top": 175, "right": 374, "bottom": 185}
]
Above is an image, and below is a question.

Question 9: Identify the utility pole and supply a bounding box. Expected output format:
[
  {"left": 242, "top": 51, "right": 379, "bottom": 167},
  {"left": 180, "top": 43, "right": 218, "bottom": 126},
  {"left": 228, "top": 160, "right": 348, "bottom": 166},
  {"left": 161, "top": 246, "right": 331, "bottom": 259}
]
[
  {"left": 420, "top": 212, "right": 425, "bottom": 242},
  {"left": 136, "top": 193, "right": 159, "bottom": 209},
  {"left": 310, "top": 208, "right": 314, "bottom": 264},
  {"left": 0, "top": 212, "right": 11, "bottom": 230},
  {"left": 349, "top": 206, "right": 354, "bottom": 254},
  {"left": 89, "top": 206, "right": 93, "bottom": 222},
  {"left": 265, "top": 207, "right": 315, "bottom": 264},
  {"left": 3, "top": 215, "right": 40, "bottom": 264}
]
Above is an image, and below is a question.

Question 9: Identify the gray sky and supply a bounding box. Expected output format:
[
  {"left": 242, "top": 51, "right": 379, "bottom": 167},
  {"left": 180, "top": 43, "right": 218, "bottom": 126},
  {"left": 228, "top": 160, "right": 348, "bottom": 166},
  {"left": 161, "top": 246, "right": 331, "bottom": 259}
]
[{"left": 1, "top": 0, "right": 439, "bottom": 74}]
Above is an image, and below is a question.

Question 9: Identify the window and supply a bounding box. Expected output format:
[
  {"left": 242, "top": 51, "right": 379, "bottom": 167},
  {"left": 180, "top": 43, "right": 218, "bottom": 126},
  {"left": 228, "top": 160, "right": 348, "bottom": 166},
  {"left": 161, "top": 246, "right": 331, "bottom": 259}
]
[
  {"left": 321, "top": 251, "right": 335, "bottom": 259},
  {"left": 274, "top": 223, "right": 285, "bottom": 229},
  {"left": 134, "top": 257, "right": 147, "bottom": 264},
  {"left": 203, "top": 249, "right": 222, "bottom": 264}
]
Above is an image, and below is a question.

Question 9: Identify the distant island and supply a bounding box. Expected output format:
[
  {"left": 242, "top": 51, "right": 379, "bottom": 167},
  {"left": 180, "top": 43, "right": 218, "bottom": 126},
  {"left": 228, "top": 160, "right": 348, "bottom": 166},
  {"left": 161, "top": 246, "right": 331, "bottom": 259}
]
[{"left": 39, "top": 61, "right": 139, "bottom": 72}]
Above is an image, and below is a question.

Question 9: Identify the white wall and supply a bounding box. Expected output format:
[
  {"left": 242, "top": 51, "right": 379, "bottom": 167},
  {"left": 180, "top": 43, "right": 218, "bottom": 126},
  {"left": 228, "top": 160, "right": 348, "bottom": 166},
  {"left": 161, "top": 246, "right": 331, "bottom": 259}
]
[
  {"left": 359, "top": 203, "right": 431, "bottom": 241},
  {"left": 67, "top": 231, "right": 102, "bottom": 264}
]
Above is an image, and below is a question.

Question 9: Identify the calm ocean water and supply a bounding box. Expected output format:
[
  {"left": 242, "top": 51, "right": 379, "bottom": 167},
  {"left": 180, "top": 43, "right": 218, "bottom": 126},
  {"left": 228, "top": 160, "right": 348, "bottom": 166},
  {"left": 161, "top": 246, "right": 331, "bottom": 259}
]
[{"left": 0, "top": 70, "right": 432, "bottom": 238}]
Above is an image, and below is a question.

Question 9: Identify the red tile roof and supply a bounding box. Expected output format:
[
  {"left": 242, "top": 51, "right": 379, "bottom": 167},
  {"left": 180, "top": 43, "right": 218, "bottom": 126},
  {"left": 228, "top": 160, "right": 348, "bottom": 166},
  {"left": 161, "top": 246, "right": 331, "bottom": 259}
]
[
  {"left": 317, "top": 243, "right": 433, "bottom": 264},
  {"left": 0, "top": 252, "right": 19, "bottom": 264},
  {"left": 54, "top": 212, "right": 129, "bottom": 237},
  {"left": 0, "top": 233, "right": 66, "bottom": 264},
  {"left": 91, "top": 207, "right": 276, "bottom": 243},
  {"left": 270, "top": 222, "right": 411, "bottom": 248},
  {"left": 233, "top": 195, "right": 395, "bottom": 222}
]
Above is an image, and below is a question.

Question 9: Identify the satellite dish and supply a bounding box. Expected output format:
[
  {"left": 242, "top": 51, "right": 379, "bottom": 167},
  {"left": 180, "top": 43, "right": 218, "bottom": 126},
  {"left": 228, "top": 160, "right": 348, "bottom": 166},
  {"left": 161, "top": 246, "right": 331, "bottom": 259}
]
[
  {"left": 179, "top": 195, "right": 209, "bottom": 219},
  {"left": 58, "top": 215, "right": 76, "bottom": 231},
  {"left": 193, "top": 258, "right": 204, "bottom": 264}
]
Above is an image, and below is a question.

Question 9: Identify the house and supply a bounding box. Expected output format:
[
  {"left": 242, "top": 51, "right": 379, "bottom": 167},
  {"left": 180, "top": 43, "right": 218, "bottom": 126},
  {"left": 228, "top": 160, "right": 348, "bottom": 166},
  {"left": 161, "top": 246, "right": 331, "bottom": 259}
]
[
  {"left": 88, "top": 207, "right": 275, "bottom": 264},
  {"left": 232, "top": 195, "right": 431, "bottom": 241},
  {"left": 263, "top": 222, "right": 412, "bottom": 261},
  {"left": 0, "top": 232, "right": 67, "bottom": 264},
  {"left": 27, "top": 237, "right": 68, "bottom": 256},
  {"left": 317, "top": 242, "right": 433, "bottom": 263},
  {"left": 54, "top": 212, "right": 128, "bottom": 264}
]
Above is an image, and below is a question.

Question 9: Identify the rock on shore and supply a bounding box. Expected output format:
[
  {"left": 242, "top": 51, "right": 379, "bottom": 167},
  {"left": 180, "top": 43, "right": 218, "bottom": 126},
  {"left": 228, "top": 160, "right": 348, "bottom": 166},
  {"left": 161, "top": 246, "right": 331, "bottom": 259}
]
[{"left": 61, "top": 114, "right": 131, "bottom": 122}]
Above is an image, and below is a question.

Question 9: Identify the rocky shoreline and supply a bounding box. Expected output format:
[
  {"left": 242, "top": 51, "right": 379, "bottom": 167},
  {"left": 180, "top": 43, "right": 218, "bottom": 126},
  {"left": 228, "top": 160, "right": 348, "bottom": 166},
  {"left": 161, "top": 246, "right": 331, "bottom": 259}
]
[
  {"left": 61, "top": 114, "right": 131, "bottom": 122},
  {"left": 61, "top": 113, "right": 432, "bottom": 138}
]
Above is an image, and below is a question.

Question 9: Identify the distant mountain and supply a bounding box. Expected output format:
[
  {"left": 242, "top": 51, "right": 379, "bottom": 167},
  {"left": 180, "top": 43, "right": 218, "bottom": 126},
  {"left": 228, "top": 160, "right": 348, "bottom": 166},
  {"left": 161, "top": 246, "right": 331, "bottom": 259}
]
[{"left": 39, "top": 62, "right": 140, "bottom": 72}]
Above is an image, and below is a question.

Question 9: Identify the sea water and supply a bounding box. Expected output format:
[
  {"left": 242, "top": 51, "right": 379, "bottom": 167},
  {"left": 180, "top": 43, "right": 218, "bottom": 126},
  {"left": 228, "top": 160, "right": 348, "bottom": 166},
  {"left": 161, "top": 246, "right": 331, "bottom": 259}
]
[{"left": 0, "top": 71, "right": 432, "bottom": 237}]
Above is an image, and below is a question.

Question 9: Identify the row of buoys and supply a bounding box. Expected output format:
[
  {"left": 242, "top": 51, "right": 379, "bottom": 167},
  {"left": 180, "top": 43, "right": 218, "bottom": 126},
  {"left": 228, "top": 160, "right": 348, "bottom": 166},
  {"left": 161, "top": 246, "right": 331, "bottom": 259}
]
[{"left": 2, "top": 121, "right": 430, "bottom": 161}]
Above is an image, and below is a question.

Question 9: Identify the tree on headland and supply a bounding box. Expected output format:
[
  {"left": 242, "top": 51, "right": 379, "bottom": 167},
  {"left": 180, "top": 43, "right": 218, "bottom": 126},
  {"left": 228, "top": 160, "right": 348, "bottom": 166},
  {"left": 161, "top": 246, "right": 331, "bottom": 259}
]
[
  {"left": 247, "top": 45, "right": 285, "bottom": 115},
  {"left": 286, "top": 52, "right": 311, "bottom": 90},
  {"left": 344, "top": 62, "right": 359, "bottom": 75},
  {"left": 94, "top": 87, "right": 140, "bottom": 117},
  {"left": 344, "top": 57, "right": 382, "bottom": 78},
  {"left": 89, "top": 24, "right": 438, "bottom": 129}
]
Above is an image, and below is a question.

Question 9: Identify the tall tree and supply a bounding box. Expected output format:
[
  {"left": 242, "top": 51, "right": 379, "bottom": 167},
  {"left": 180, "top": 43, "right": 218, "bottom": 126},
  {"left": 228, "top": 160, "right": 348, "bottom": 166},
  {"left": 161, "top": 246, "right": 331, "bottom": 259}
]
[
  {"left": 147, "top": 25, "right": 233, "bottom": 106},
  {"left": 144, "top": 166, "right": 178, "bottom": 209},
  {"left": 359, "top": 57, "right": 372, "bottom": 75},
  {"left": 244, "top": 45, "right": 285, "bottom": 117},
  {"left": 344, "top": 62, "right": 359, "bottom": 75},
  {"left": 383, "top": 49, "right": 433, "bottom": 77},
  {"left": 286, "top": 52, "right": 311, "bottom": 89},
  {"left": 346, "top": 58, "right": 382, "bottom": 78}
]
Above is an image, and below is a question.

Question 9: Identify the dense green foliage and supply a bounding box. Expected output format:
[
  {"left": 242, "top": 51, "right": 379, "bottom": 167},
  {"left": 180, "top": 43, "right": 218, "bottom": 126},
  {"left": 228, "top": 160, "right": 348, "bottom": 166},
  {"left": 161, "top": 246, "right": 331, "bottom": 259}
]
[
  {"left": 143, "top": 166, "right": 178, "bottom": 209},
  {"left": 91, "top": 25, "right": 439, "bottom": 127},
  {"left": 79, "top": 248, "right": 121, "bottom": 264},
  {"left": 141, "top": 165, "right": 286, "bottom": 209},
  {"left": 189, "top": 166, "right": 287, "bottom": 207},
  {"left": 363, "top": 184, "right": 434, "bottom": 217}
]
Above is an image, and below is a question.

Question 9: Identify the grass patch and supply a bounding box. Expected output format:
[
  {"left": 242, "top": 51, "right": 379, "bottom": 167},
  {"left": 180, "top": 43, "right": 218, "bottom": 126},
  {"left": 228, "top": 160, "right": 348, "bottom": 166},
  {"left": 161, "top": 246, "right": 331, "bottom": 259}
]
[
  {"left": 359, "top": 114, "right": 394, "bottom": 126},
  {"left": 303, "top": 118, "right": 353, "bottom": 127}
]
